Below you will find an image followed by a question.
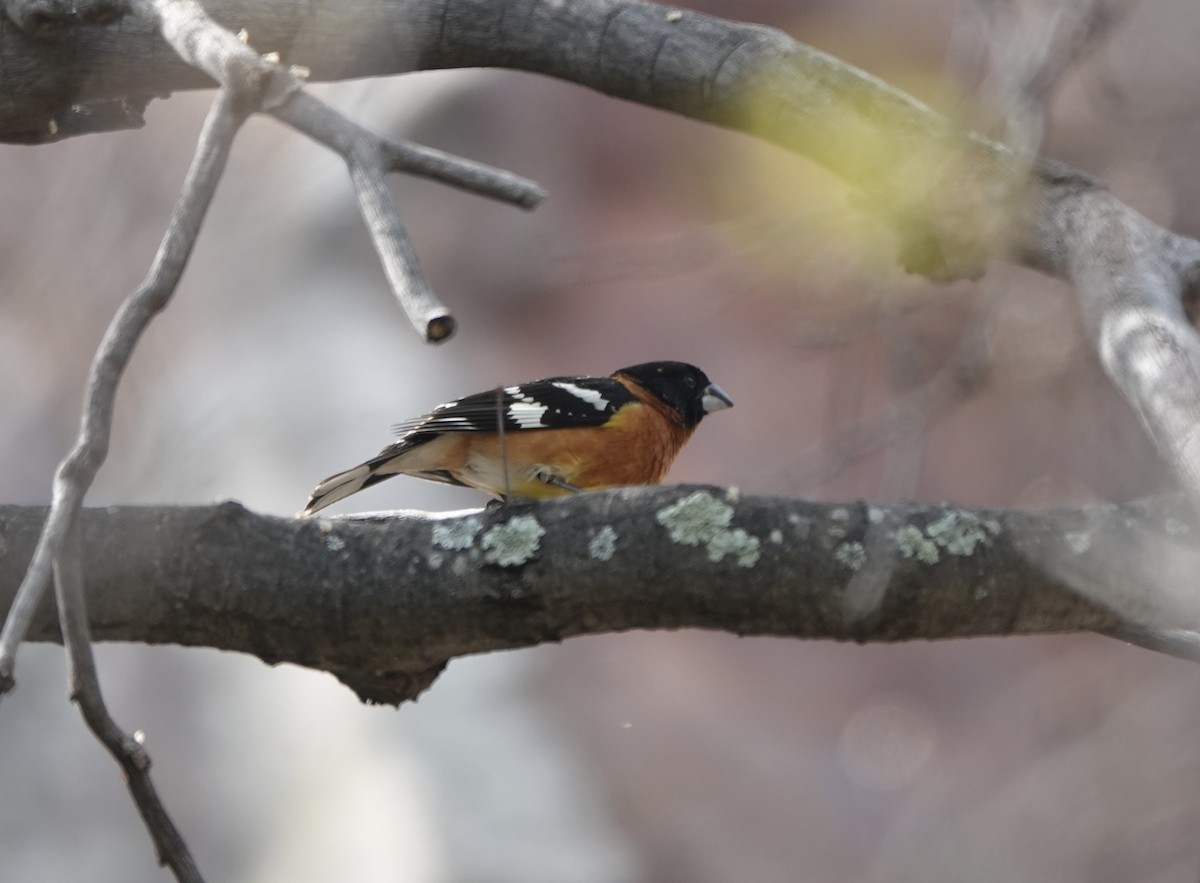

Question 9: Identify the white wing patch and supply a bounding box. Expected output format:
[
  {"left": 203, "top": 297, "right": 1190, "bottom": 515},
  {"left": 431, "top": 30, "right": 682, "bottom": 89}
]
[
  {"left": 507, "top": 402, "right": 549, "bottom": 428},
  {"left": 551, "top": 381, "right": 610, "bottom": 411},
  {"left": 504, "top": 387, "right": 546, "bottom": 426},
  {"left": 391, "top": 377, "right": 624, "bottom": 438}
]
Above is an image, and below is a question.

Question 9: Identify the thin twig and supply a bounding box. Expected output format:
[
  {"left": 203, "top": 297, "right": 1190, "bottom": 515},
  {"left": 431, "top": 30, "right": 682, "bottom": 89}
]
[
  {"left": 0, "top": 85, "right": 245, "bottom": 882},
  {"left": 348, "top": 142, "right": 456, "bottom": 342},
  {"left": 133, "top": 0, "right": 543, "bottom": 344},
  {"left": 54, "top": 520, "right": 204, "bottom": 881},
  {"left": 381, "top": 137, "right": 545, "bottom": 208},
  {"left": 269, "top": 90, "right": 546, "bottom": 342},
  {"left": 270, "top": 91, "right": 545, "bottom": 209},
  {"left": 0, "top": 89, "right": 246, "bottom": 698}
]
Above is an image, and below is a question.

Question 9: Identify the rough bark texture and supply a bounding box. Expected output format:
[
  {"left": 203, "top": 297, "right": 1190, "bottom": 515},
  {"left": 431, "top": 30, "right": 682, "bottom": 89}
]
[
  {"left": 4, "top": 0, "right": 1200, "bottom": 697},
  {"left": 7, "top": 488, "right": 1196, "bottom": 704}
]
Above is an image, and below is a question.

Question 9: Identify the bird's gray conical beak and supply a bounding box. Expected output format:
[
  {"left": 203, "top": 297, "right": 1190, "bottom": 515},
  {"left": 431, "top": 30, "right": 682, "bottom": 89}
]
[{"left": 701, "top": 383, "right": 733, "bottom": 414}]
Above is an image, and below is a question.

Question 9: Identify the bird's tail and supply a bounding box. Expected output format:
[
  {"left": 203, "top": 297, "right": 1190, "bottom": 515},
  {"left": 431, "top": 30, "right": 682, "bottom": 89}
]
[{"left": 299, "top": 459, "right": 395, "bottom": 517}]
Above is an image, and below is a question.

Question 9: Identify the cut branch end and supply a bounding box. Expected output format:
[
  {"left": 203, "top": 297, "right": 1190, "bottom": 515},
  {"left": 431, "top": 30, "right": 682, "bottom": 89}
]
[{"left": 426, "top": 313, "right": 457, "bottom": 343}]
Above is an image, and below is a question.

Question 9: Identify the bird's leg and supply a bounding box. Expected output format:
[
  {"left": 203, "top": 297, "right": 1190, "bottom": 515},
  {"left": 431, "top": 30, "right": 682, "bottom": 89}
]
[{"left": 534, "top": 469, "right": 581, "bottom": 493}]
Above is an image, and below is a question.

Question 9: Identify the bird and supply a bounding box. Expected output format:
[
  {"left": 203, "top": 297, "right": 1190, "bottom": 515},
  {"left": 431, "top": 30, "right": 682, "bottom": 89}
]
[{"left": 300, "top": 360, "right": 733, "bottom": 516}]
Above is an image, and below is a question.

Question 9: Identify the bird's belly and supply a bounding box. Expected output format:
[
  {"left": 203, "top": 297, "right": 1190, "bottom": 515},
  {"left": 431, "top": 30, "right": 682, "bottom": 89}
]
[{"left": 460, "top": 449, "right": 572, "bottom": 499}]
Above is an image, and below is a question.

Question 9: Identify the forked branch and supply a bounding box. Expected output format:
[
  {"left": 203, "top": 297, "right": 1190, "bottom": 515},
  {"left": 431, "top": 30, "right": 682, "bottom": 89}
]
[
  {"left": 4, "top": 1, "right": 1200, "bottom": 877},
  {"left": 0, "top": 84, "right": 248, "bottom": 883},
  {"left": 0, "top": 3, "right": 544, "bottom": 878},
  {"left": 4, "top": 0, "right": 1195, "bottom": 499}
]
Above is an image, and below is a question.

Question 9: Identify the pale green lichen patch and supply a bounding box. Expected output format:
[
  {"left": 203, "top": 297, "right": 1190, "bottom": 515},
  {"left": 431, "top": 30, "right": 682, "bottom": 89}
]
[
  {"left": 896, "top": 525, "right": 939, "bottom": 564},
  {"left": 867, "top": 506, "right": 886, "bottom": 525},
  {"left": 657, "top": 491, "right": 732, "bottom": 544},
  {"left": 707, "top": 528, "right": 761, "bottom": 567},
  {"left": 324, "top": 534, "right": 346, "bottom": 552},
  {"left": 655, "top": 490, "right": 761, "bottom": 567},
  {"left": 835, "top": 541, "right": 866, "bottom": 571},
  {"left": 926, "top": 510, "right": 991, "bottom": 556},
  {"left": 433, "top": 517, "right": 482, "bottom": 551},
  {"left": 588, "top": 525, "right": 618, "bottom": 561},
  {"left": 482, "top": 515, "right": 544, "bottom": 566}
]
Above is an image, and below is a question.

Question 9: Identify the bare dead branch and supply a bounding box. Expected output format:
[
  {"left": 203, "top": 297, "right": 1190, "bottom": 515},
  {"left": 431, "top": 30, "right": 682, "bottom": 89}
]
[
  {"left": 53, "top": 520, "right": 203, "bottom": 882},
  {"left": 1, "top": 4, "right": 544, "bottom": 865},
  {"left": 3, "top": 0, "right": 1198, "bottom": 873},
  {"left": 0, "top": 83, "right": 246, "bottom": 883},
  {"left": 3, "top": 1, "right": 1198, "bottom": 641},
  {"left": 6, "top": 0, "right": 1183, "bottom": 498},
  {"left": 271, "top": 91, "right": 545, "bottom": 208},
  {"left": 0, "top": 87, "right": 246, "bottom": 698},
  {"left": 268, "top": 90, "right": 546, "bottom": 341},
  {"left": 380, "top": 136, "right": 546, "bottom": 209},
  {"left": 127, "top": 0, "right": 546, "bottom": 342},
  {"left": 348, "top": 147, "right": 456, "bottom": 341}
]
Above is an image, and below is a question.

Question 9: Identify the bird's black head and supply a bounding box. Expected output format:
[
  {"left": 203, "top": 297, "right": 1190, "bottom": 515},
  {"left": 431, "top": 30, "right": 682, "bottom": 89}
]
[{"left": 614, "top": 361, "right": 733, "bottom": 428}]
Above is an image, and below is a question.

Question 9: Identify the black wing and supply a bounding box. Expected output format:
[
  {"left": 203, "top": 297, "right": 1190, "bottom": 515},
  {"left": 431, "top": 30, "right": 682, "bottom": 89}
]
[{"left": 391, "top": 375, "right": 637, "bottom": 438}]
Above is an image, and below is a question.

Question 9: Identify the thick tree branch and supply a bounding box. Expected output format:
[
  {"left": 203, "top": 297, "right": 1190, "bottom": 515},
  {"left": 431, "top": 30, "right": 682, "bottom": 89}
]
[
  {"left": 5, "top": 2, "right": 1196, "bottom": 873},
  {"left": 4, "top": 488, "right": 1198, "bottom": 705},
  {"left": 0, "top": 0, "right": 543, "bottom": 690},
  {"left": 2, "top": 0, "right": 127, "bottom": 37}
]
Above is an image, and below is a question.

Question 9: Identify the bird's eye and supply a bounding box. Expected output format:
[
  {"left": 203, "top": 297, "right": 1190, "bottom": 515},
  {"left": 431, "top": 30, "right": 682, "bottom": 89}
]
[{"left": 684, "top": 375, "right": 696, "bottom": 388}]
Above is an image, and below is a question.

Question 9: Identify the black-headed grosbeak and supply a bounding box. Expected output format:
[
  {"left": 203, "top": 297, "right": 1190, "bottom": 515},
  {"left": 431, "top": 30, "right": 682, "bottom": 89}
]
[{"left": 301, "top": 360, "right": 732, "bottom": 515}]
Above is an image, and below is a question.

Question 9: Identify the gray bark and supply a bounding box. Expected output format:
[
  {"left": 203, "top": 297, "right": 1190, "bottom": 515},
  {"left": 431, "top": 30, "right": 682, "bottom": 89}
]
[
  {"left": 6, "top": 489, "right": 1196, "bottom": 704},
  {"left": 4, "top": 0, "right": 1200, "bottom": 698}
]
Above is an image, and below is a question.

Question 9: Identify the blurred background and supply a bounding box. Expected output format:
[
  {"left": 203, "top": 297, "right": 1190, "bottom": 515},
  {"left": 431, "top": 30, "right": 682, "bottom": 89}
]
[{"left": 3, "top": 0, "right": 1200, "bottom": 880}]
